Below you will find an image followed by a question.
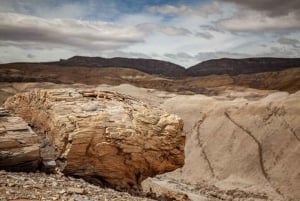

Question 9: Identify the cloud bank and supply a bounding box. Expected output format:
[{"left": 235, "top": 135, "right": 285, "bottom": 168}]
[
  {"left": 0, "top": 12, "right": 144, "bottom": 51},
  {"left": 0, "top": 0, "right": 299, "bottom": 66}
]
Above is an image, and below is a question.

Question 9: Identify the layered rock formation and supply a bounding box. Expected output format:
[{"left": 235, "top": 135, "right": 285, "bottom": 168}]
[
  {"left": 4, "top": 89, "right": 185, "bottom": 189},
  {"left": 0, "top": 108, "right": 40, "bottom": 171}
]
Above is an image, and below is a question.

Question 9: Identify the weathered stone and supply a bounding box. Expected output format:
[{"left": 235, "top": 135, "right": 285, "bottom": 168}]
[
  {"left": 4, "top": 89, "right": 185, "bottom": 189},
  {"left": 67, "top": 187, "right": 86, "bottom": 195},
  {"left": 0, "top": 108, "right": 40, "bottom": 171}
]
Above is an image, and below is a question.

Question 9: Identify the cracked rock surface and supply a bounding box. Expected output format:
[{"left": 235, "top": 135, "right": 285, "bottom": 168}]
[
  {"left": 0, "top": 108, "right": 40, "bottom": 171},
  {"left": 3, "top": 88, "right": 185, "bottom": 189}
]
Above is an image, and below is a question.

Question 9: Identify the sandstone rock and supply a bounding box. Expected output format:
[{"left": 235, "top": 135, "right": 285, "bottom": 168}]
[
  {"left": 0, "top": 108, "right": 40, "bottom": 171},
  {"left": 4, "top": 89, "right": 185, "bottom": 189}
]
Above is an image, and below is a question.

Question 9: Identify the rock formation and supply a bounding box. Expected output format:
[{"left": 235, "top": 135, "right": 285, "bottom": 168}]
[
  {"left": 0, "top": 108, "right": 40, "bottom": 171},
  {"left": 3, "top": 89, "right": 185, "bottom": 189},
  {"left": 162, "top": 91, "right": 300, "bottom": 200}
]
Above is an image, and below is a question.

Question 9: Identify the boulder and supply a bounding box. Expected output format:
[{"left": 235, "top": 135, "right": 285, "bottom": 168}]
[
  {"left": 0, "top": 108, "right": 40, "bottom": 171},
  {"left": 4, "top": 89, "right": 185, "bottom": 189}
]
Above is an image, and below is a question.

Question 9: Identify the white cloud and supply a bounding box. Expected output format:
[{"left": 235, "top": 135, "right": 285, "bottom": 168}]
[
  {"left": 137, "top": 23, "right": 191, "bottom": 36},
  {"left": 194, "top": 51, "right": 250, "bottom": 61},
  {"left": 147, "top": 2, "right": 221, "bottom": 17},
  {"left": 0, "top": 12, "right": 144, "bottom": 51},
  {"left": 0, "top": 45, "right": 76, "bottom": 63},
  {"left": 164, "top": 51, "right": 251, "bottom": 66},
  {"left": 195, "top": 32, "right": 214, "bottom": 39},
  {"left": 101, "top": 51, "right": 151, "bottom": 59},
  {"left": 0, "top": 0, "right": 299, "bottom": 66},
  {"left": 278, "top": 37, "right": 300, "bottom": 48},
  {"left": 261, "top": 46, "right": 300, "bottom": 58},
  {"left": 221, "top": 0, "right": 300, "bottom": 18},
  {"left": 218, "top": 11, "right": 300, "bottom": 32}
]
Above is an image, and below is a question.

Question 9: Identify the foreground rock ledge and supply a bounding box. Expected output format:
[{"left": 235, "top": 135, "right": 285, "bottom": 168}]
[
  {"left": 0, "top": 108, "right": 40, "bottom": 171},
  {"left": 4, "top": 89, "right": 185, "bottom": 189}
]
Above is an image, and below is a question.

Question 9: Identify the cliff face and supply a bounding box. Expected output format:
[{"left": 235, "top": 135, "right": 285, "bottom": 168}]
[
  {"left": 0, "top": 108, "right": 40, "bottom": 171},
  {"left": 187, "top": 58, "right": 300, "bottom": 76},
  {"left": 4, "top": 89, "right": 185, "bottom": 189}
]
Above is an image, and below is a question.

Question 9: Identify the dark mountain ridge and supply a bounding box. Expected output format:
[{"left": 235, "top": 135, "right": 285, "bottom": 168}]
[
  {"left": 3, "top": 56, "right": 300, "bottom": 78},
  {"left": 46, "top": 56, "right": 186, "bottom": 78},
  {"left": 187, "top": 57, "right": 300, "bottom": 76}
]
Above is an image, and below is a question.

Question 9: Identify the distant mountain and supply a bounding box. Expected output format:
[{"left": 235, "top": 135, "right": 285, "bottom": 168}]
[
  {"left": 187, "top": 58, "right": 300, "bottom": 76},
  {"left": 1, "top": 58, "right": 300, "bottom": 94},
  {"left": 3, "top": 56, "right": 300, "bottom": 78},
  {"left": 46, "top": 56, "right": 186, "bottom": 78}
]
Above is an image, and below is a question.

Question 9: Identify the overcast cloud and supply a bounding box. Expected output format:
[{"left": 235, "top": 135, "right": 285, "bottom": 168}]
[
  {"left": 0, "top": 0, "right": 299, "bottom": 66},
  {"left": 278, "top": 37, "right": 300, "bottom": 48},
  {"left": 0, "top": 12, "right": 145, "bottom": 50},
  {"left": 222, "top": 0, "right": 300, "bottom": 17},
  {"left": 147, "top": 2, "right": 221, "bottom": 17}
]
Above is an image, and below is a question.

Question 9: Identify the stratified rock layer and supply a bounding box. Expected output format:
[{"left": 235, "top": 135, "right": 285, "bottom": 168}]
[
  {"left": 4, "top": 89, "right": 185, "bottom": 189},
  {"left": 0, "top": 108, "right": 40, "bottom": 171}
]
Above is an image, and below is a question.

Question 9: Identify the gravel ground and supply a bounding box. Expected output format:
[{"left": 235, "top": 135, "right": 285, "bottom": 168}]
[{"left": 0, "top": 170, "right": 154, "bottom": 201}]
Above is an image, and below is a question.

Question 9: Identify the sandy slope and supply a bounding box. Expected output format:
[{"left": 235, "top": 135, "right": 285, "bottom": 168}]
[
  {"left": 161, "top": 91, "right": 300, "bottom": 200},
  {"left": 95, "top": 84, "right": 300, "bottom": 201},
  {"left": 63, "top": 84, "right": 298, "bottom": 200}
]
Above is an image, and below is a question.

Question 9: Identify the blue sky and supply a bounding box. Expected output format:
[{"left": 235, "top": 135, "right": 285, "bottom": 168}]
[{"left": 0, "top": 0, "right": 299, "bottom": 66}]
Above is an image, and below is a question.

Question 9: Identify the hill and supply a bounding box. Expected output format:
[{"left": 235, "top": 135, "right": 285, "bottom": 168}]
[
  {"left": 46, "top": 56, "right": 186, "bottom": 78},
  {"left": 187, "top": 57, "right": 300, "bottom": 76},
  {"left": 3, "top": 57, "right": 300, "bottom": 78}
]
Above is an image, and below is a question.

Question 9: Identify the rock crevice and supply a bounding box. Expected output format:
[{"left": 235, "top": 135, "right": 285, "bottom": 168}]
[
  {"left": 193, "top": 114, "right": 216, "bottom": 178},
  {"left": 0, "top": 108, "right": 41, "bottom": 172},
  {"left": 224, "top": 111, "right": 269, "bottom": 182}
]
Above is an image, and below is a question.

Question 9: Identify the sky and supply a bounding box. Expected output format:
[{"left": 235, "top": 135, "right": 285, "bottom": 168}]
[{"left": 0, "top": 0, "right": 299, "bottom": 67}]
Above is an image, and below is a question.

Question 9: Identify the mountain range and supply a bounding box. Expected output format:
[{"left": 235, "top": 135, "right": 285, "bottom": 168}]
[{"left": 40, "top": 56, "right": 300, "bottom": 77}]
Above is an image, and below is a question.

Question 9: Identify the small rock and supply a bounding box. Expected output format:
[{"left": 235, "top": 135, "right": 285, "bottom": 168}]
[
  {"left": 43, "top": 160, "right": 56, "bottom": 167},
  {"left": 8, "top": 182, "right": 16, "bottom": 187},
  {"left": 51, "top": 181, "right": 58, "bottom": 187},
  {"left": 51, "top": 195, "right": 60, "bottom": 200},
  {"left": 58, "top": 189, "right": 66, "bottom": 194},
  {"left": 67, "top": 187, "right": 87, "bottom": 195}
]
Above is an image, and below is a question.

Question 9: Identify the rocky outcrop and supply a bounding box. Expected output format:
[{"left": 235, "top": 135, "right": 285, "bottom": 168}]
[
  {"left": 0, "top": 108, "right": 40, "bottom": 171},
  {"left": 4, "top": 89, "right": 185, "bottom": 189}
]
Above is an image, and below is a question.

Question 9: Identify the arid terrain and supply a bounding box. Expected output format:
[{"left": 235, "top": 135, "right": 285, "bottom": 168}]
[{"left": 0, "top": 57, "right": 300, "bottom": 201}]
